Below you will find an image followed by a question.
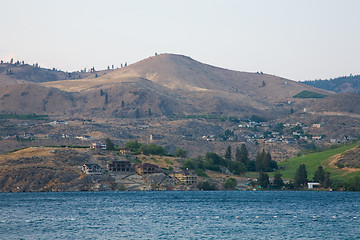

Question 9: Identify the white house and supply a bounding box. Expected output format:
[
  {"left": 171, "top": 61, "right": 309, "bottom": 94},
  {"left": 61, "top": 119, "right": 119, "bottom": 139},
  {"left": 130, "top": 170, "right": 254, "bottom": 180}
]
[{"left": 307, "top": 182, "right": 320, "bottom": 189}]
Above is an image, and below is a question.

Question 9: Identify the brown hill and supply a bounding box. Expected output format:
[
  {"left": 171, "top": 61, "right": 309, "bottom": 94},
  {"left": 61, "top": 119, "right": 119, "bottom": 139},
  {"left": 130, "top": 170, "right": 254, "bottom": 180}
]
[
  {"left": 39, "top": 53, "right": 332, "bottom": 119},
  {"left": 0, "top": 62, "right": 100, "bottom": 86},
  {"left": 3, "top": 53, "right": 354, "bottom": 120},
  {"left": 306, "top": 93, "right": 360, "bottom": 114},
  {"left": 0, "top": 83, "right": 75, "bottom": 114}
]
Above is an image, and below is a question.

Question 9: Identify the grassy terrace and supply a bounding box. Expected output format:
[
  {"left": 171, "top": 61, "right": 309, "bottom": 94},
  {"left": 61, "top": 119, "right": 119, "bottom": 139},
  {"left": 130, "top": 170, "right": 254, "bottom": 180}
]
[{"left": 278, "top": 142, "right": 360, "bottom": 183}]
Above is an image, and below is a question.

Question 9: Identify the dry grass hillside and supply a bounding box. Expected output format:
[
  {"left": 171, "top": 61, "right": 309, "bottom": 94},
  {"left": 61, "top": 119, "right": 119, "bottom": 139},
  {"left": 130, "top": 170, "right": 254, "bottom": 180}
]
[
  {"left": 39, "top": 53, "right": 332, "bottom": 119},
  {"left": 0, "top": 63, "right": 84, "bottom": 86},
  {"left": 0, "top": 83, "right": 75, "bottom": 114},
  {"left": 306, "top": 93, "right": 360, "bottom": 114},
  {"left": 1, "top": 53, "right": 353, "bottom": 120}
]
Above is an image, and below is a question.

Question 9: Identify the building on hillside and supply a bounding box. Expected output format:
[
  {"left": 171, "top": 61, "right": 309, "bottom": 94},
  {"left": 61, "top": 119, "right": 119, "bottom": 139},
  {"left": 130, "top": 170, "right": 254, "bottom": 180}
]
[
  {"left": 119, "top": 149, "right": 132, "bottom": 156},
  {"left": 90, "top": 142, "right": 107, "bottom": 150},
  {"left": 49, "top": 120, "right": 68, "bottom": 125},
  {"left": 133, "top": 163, "right": 161, "bottom": 175},
  {"left": 312, "top": 136, "right": 322, "bottom": 141},
  {"left": 82, "top": 164, "right": 103, "bottom": 175},
  {"left": 171, "top": 170, "right": 198, "bottom": 185},
  {"left": 107, "top": 160, "right": 133, "bottom": 173}
]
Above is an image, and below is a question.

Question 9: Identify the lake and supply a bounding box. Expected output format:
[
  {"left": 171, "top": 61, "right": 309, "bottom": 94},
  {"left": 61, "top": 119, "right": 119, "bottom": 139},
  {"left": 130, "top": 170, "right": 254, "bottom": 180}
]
[{"left": 0, "top": 191, "right": 359, "bottom": 239}]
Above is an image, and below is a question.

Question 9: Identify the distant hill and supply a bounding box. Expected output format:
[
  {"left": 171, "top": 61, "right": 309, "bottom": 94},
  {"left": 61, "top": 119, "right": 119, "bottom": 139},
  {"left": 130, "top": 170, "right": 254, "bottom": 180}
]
[
  {"left": 0, "top": 62, "right": 104, "bottom": 86},
  {"left": 3, "top": 53, "right": 358, "bottom": 120},
  {"left": 302, "top": 75, "right": 360, "bottom": 94},
  {"left": 40, "top": 53, "right": 332, "bottom": 119}
]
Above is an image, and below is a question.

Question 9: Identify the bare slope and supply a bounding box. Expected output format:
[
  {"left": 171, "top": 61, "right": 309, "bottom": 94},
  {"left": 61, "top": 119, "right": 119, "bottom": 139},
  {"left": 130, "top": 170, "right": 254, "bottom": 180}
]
[
  {"left": 0, "top": 83, "right": 75, "bottom": 114},
  {"left": 41, "top": 53, "right": 332, "bottom": 118}
]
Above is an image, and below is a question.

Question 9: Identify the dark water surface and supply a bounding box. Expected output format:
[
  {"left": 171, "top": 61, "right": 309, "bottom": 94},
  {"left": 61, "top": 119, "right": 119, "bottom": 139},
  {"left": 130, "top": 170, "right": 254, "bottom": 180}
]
[{"left": 0, "top": 191, "right": 359, "bottom": 239}]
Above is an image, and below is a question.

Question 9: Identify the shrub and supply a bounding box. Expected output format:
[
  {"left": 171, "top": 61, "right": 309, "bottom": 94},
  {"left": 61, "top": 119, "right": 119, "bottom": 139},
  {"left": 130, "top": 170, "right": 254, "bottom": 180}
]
[
  {"left": 225, "top": 178, "right": 237, "bottom": 190},
  {"left": 139, "top": 144, "right": 167, "bottom": 156}
]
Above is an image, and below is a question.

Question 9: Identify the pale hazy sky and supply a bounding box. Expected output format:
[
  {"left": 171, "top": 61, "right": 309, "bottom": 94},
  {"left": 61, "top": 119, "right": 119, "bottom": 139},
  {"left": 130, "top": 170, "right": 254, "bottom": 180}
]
[{"left": 1, "top": 0, "right": 359, "bottom": 81}]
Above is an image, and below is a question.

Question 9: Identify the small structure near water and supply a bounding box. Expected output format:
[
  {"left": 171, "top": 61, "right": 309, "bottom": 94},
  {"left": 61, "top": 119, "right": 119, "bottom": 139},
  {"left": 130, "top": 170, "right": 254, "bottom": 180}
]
[{"left": 308, "top": 182, "right": 320, "bottom": 189}]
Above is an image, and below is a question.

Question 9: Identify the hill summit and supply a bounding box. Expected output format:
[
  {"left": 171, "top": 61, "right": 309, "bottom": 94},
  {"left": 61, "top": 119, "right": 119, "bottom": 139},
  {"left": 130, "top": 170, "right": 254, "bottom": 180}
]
[{"left": 0, "top": 53, "right": 353, "bottom": 120}]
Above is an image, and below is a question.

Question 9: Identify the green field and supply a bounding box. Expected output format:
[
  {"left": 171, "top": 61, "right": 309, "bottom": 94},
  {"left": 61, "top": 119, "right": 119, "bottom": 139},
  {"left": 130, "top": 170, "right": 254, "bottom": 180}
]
[
  {"left": 277, "top": 142, "right": 360, "bottom": 183},
  {"left": 293, "top": 90, "right": 327, "bottom": 98}
]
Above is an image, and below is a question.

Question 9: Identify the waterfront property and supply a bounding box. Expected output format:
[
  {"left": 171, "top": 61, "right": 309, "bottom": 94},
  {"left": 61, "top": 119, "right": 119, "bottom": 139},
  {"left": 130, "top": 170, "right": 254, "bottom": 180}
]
[
  {"left": 82, "top": 164, "right": 103, "bottom": 175},
  {"left": 107, "top": 160, "right": 133, "bottom": 173},
  {"left": 307, "top": 182, "right": 320, "bottom": 189},
  {"left": 171, "top": 170, "right": 198, "bottom": 185},
  {"left": 133, "top": 163, "right": 160, "bottom": 175}
]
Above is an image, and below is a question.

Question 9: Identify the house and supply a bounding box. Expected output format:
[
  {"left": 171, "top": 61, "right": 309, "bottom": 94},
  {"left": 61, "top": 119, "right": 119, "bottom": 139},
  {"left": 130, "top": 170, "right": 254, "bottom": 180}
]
[
  {"left": 107, "top": 160, "right": 133, "bottom": 173},
  {"left": 299, "top": 136, "right": 308, "bottom": 140},
  {"left": 271, "top": 132, "right": 280, "bottom": 137},
  {"left": 21, "top": 132, "right": 34, "bottom": 140},
  {"left": 90, "top": 142, "right": 107, "bottom": 150},
  {"left": 133, "top": 163, "right": 160, "bottom": 175},
  {"left": 82, "top": 164, "right": 103, "bottom": 175},
  {"left": 49, "top": 120, "right": 68, "bottom": 125},
  {"left": 283, "top": 137, "right": 296, "bottom": 144},
  {"left": 312, "top": 123, "right": 322, "bottom": 128},
  {"left": 308, "top": 182, "right": 320, "bottom": 189},
  {"left": 202, "top": 135, "right": 216, "bottom": 141},
  {"left": 119, "top": 149, "right": 132, "bottom": 156},
  {"left": 171, "top": 170, "right": 198, "bottom": 185},
  {"left": 312, "top": 136, "right": 322, "bottom": 141},
  {"left": 76, "top": 135, "right": 91, "bottom": 140}
]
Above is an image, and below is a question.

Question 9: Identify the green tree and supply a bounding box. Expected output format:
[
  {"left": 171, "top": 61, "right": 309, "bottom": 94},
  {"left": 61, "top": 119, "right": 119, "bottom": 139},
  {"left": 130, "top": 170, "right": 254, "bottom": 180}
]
[
  {"left": 294, "top": 164, "right": 308, "bottom": 188},
  {"left": 175, "top": 147, "right": 188, "bottom": 158},
  {"left": 125, "top": 140, "right": 142, "bottom": 151},
  {"left": 121, "top": 100, "right": 125, "bottom": 108},
  {"left": 225, "top": 178, "right": 237, "bottom": 190},
  {"left": 255, "top": 150, "right": 277, "bottom": 172},
  {"left": 135, "top": 109, "right": 140, "bottom": 118},
  {"left": 139, "top": 144, "right": 167, "bottom": 156},
  {"left": 104, "top": 93, "right": 108, "bottom": 104},
  {"left": 227, "top": 161, "right": 246, "bottom": 175},
  {"left": 183, "top": 159, "right": 195, "bottom": 170},
  {"left": 225, "top": 146, "right": 232, "bottom": 161},
  {"left": 237, "top": 144, "right": 249, "bottom": 164},
  {"left": 323, "top": 172, "right": 331, "bottom": 188},
  {"left": 314, "top": 166, "right": 331, "bottom": 188},
  {"left": 258, "top": 172, "right": 270, "bottom": 189},
  {"left": 272, "top": 172, "right": 284, "bottom": 188},
  {"left": 235, "top": 146, "right": 241, "bottom": 162},
  {"left": 313, "top": 166, "right": 325, "bottom": 183},
  {"left": 148, "top": 108, "right": 152, "bottom": 116},
  {"left": 246, "top": 160, "right": 256, "bottom": 171},
  {"left": 205, "top": 152, "right": 226, "bottom": 166},
  {"left": 105, "top": 138, "right": 115, "bottom": 151}
]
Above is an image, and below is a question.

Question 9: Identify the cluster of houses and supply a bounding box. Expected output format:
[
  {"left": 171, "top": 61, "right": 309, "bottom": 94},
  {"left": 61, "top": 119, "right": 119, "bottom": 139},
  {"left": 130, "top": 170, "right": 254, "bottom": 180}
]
[
  {"left": 238, "top": 121, "right": 325, "bottom": 145},
  {"left": 81, "top": 146, "right": 198, "bottom": 186}
]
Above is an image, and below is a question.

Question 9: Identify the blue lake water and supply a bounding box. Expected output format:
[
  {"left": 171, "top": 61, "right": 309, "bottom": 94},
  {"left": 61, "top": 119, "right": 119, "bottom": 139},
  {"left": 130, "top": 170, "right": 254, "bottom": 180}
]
[{"left": 0, "top": 191, "right": 359, "bottom": 239}]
